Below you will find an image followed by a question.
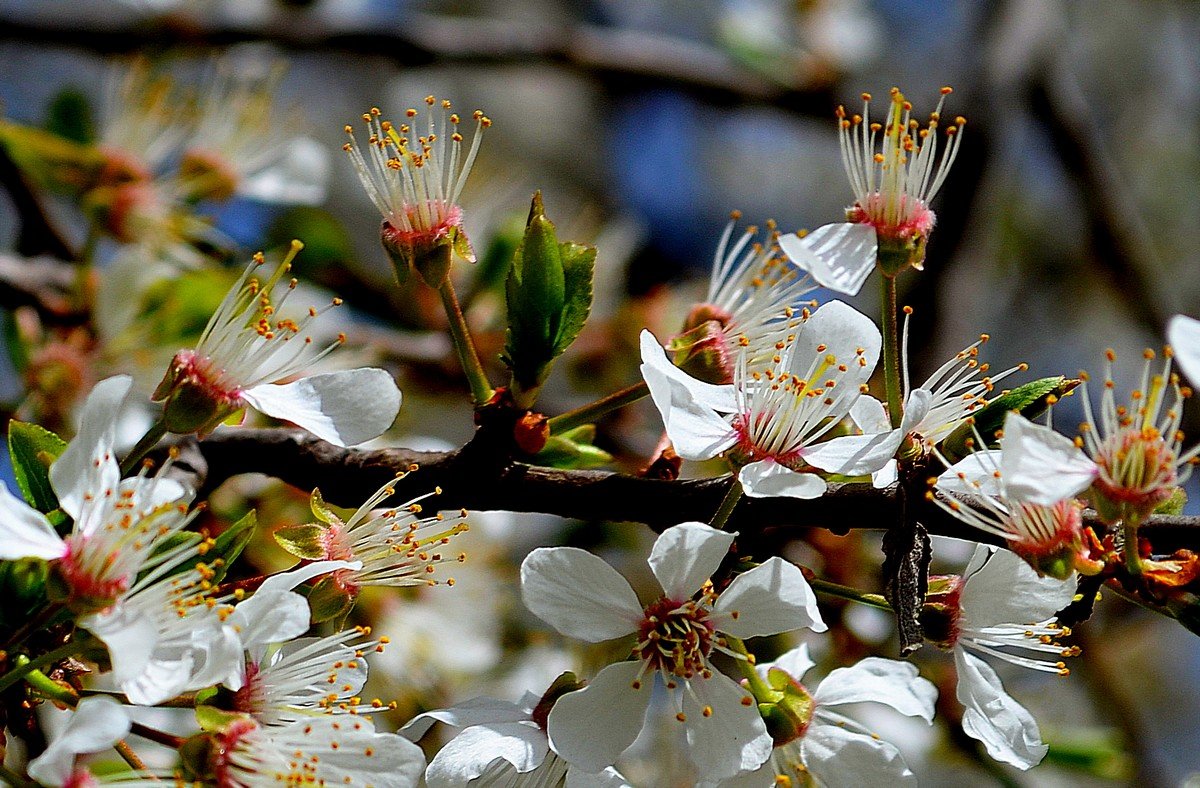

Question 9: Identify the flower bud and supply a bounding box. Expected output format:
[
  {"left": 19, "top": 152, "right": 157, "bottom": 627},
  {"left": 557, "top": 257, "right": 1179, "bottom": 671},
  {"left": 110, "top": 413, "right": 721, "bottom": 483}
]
[
  {"left": 755, "top": 667, "right": 815, "bottom": 747},
  {"left": 669, "top": 320, "right": 734, "bottom": 384},
  {"left": 152, "top": 352, "right": 241, "bottom": 437}
]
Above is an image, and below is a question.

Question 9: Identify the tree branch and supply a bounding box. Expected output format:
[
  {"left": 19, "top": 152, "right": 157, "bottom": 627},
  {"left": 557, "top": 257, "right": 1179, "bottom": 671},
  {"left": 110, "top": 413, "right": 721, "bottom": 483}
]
[
  {"left": 0, "top": 253, "right": 87, "bottom": 324},
  {"left": 186, "top": 428, "right": 1200, "bottom": 549}
]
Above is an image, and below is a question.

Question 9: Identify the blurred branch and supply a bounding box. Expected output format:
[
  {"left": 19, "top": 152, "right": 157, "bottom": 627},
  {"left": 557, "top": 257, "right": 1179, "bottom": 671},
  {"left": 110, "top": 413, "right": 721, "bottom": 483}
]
[
  {"left": 0, "top": 253, "right": 86, "bottom": 324},
  {"left": 0, "top": 14, "right": 833, "bottom": 113},
  {"left": 0, "top": 141, "right": 74, "bottom": 259},
  {"left": 185, "top": 427, "right": 1200, "bottom": 550}
]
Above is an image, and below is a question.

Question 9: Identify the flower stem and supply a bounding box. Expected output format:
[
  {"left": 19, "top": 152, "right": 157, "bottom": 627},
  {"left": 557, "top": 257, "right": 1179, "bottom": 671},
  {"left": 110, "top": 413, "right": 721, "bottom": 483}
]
[
  {"left": 23, "top": 667, "right": 76, "bottom": 706},
  {"left": 0, "top": 640, "right": 82, "bottom": 695},
  {"left": 808, "top": 577, "right": 893, "bottom": 611},
  {"left": 130, "top": 721, "right": 187, "bottom": 748},
  {"left": 880, "top": 274, "right": 903, "bottom": 429},
  {"left": 723, "top": 635, "right": 773, "bottom": 699},
  {"left": 1122, "top": 514, "right": 1144, "bottom": 577},
  {"left": 120, "top": 417, "right": 169, "bottom": 477},
  {"left": 709, "top": 478, "right": 743, "bottom": 531},
  {"left": 438, "top": 279, "right": 494, "bottom": 406},
  {"left": 113, "top": 740, "right": 149, "bottom": 771},
  {"left": 547, "top": 381, "right": 650, "bottom": 434}
]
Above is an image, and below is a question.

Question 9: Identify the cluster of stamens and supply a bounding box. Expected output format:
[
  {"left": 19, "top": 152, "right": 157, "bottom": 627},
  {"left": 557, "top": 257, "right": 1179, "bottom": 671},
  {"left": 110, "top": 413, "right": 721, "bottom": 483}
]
[
  {"left": 632, "top": 596, "right": 718, "bottom": 682},
  {"left": 836, "top": 87, "right": 964, "bottom": 244}
]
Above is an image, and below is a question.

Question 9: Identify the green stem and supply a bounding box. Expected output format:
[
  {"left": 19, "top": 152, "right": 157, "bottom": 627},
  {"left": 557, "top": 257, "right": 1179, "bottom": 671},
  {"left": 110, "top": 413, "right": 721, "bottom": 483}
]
[
  {"left": 1122, "top": 514, "right": 1144, "bottom": 577},
  {"left": 548, "top": 381, "right": 650, "bottom": 434},
  {"left": 120, "top": 418, "right": 169, "bottom": 477},
  {"left": 24, "top": 668, "right": 77, "bottom": 705},
  {"left": 438, "top": 279, "right": 494, "bottom": 406},
  {"left": 880, "top": 274, "right": 903, "bottom": 429},
  {"left": 723, "top": 635, "right": 773, "bottom": 700},
  {"left": 808, "top": 577, "right": 894, "bottom": 611},
  {"left": 709, "top": 478, "right": 744, "bottom": 531},
  {"left": 0, "top": 764, "right": 35, "bottom": 788},
  {"left": 0, "top": 640, "right": 82, "bottom": 694}
]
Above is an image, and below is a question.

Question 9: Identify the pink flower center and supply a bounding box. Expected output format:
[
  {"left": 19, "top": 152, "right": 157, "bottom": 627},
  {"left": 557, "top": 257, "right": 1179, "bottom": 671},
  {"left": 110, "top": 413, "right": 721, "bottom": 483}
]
[
  {"left": 63, "top": 769, "right": 101, "bottom": 788},
  {"left": 167, "top": 349, "right": 246, "bottom": 409},
  {"left": 849, "top": 193, "right": 936, "bottom": 242},
  {"left": 56, "top": 536, "right": 129, "bottom": 611},
  {"left": 212, "top": 718, "right": 260, "bottom": 785},
  {"left": 632, "top": 597, "right": 716, "bottom": 680},
  {"left": 1092, "top": 427, "right": 1178, "bottom": 510},
  {"left": 231, "top": 661, "right": 267, "bottom": 717},
  {"left": 382, "top": 201, "right": 463, "bottom": 248},
  {"left": 320, "top": 525, "right": 361, "bottom": 595}
]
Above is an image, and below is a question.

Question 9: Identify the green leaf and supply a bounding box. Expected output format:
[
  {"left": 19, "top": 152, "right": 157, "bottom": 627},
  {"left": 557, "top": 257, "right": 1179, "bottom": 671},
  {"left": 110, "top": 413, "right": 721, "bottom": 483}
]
[
  {"left": 150, "top": 510, "right": 257, "bottom": 585},
  {"left": 305, "top": 575, "right": 355, "bottom": 624},
  {"left": 309, "top": 488, "right": 344, "bottom": 527},
  {"left": 274, "top": 523, "right": 329, "bottom": 560},
  {"left": 266, "top": 207, "right": 354, "bottom": 268},
  {"left": 44, "top": 88, "right": 95, "bottom": 145},
  {"left": 938, "top": 376, "right": 1080, "bottom": 463},
  {"left": 8, "top": 421, "right": 68, "bottom": 511},
  {"left": 552, "top": 241, "right": 596, "bottom": 357},
  {"left": 534, "top": 433, "right": 613, "bottom": 469},
  {"left": 1155, "top": 487, "right": 1187, "bottom": 516}
]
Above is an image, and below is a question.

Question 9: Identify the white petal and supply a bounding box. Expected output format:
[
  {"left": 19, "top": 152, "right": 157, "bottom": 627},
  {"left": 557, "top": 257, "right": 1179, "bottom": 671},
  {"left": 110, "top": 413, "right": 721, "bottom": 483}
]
[
  {"left": 1000, "top": 413, "right": 1096, "bottom": 505},
  {"left": 765, "top": 643, "right": 815, "bottom": 683},
  {"left": 714, "top": 557, "right": 827, "bottom": 637},
  {"left": 28, "top": 696, "right": 131, "bottom": 787},
  {"left": 50, "top": 375, "right": 132, "bottom": 520},
  {"left": 0, "top": 482, "right": 66, "bottom": 560},
  {"left": 520, "top": 548, "right": 642, "bottom": 642},
  {"left": 683, "top": 671, "right": 772, "bottom": 780},
  {"left": 566, "top": 766, "right": 636, "bottom": 788},
  {"left": 239, "top": 136, "right": 330, "bottom": 205},
  {"left": 648, "top": 522, "right": 736, "bottom": 600},
  {"left": 401, "top": 696, "right": 531, "bottom": 741},
  {"left": 286, "top": 717, "right": 426, "bottom": 787},
  {"left": 936, "top": 451, "right": 1004, "bottom": 499},
  {"left": 639, "top": 330, "right": 739, "bottom": 413},
  {"left": 849, "top": 395, "right": 890, "bottom": 433},
  {"left": 1169, "top": 314, "right": 1200, "bottom": 386},
  {"left": 871, "top": 460, "right": 898, "bottom": 488},
  {"left": 738, "top": 460, "right": 827, "bottom": 499},
  {"left": 242, "top": 368, "right": 402, "bottom": 447},
  {"left": 425, "top": 722, "right": 548, "bottom": 787},
  {"left": 814, "top": 658, "right": 937, "bottom": 722},
  {"left": 184, "top": 618, "right": 245, "bottom": 692},
  {"left": 801, "top": 431, "right": 904, "bottom": 476},
  {"left": 547, "top": 662, "right": 651, "bottom": 773},
  {"left": 638, "top": 347, "right": 739, "bottom": 462},
  {"left": 959, "top": 546, "right": 1077, "bottom": 628},
  {"left": 789, "top": 300, "right": 881, "bottom": 398},
  {"left": 79, "top": 603, "right": 159, "bottom": 687},
  {"left": 803, "top": 723, "right": 916, "bottom": 788},
  {"left": 778, "top": 223, "right": 878, "bottom": 297},
  {"left": 954, "top": 649, "right": 1046, "bottom": 769}
]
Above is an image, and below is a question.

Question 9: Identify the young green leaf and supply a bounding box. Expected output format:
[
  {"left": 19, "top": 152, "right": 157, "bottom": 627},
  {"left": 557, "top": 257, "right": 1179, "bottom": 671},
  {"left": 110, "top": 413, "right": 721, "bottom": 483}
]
[
  {"left": 8, "top": 420, "right": 68, "bottom": 511},
  {"left": 274, "top": 523, "right": 329, "bottom": 561},
  {"left": 938, "top": 377, "right": 1080, "bottom": 463}
]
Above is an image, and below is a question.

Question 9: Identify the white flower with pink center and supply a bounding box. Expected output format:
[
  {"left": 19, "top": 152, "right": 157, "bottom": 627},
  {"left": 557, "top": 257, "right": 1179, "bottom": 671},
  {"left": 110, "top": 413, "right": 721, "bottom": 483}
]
[
  {"left": 641, "top": 300, "right": 883, "bottom": 499},
  {"left": 0, "top": 376, "right": 198, "bottom": 612},
  {"left": 1075, "top": 347, "right": 1199, "bottom": 524},
  {"left": 706, "top": 645, "right": 937, "bottom": 788},
  {"left": 212, "top": 714, "right": 425, "bottom": 787},
  {"left": 932, "top": 413, "right": 1102, "bottom": 578},
  {"left": 925, "top": 546, "right": 1080, "bottom": 770},
  {"left": 520, "top": 522, "right": 826, "bottom": 780},
  {"left": 153, "top": 243, "right": 402, "bottom": 446},
  {"left": 827, "top": 87, "right": 964, "bottom": 272},
  {"left": 343, "top": 98, "right": 488, "bottom": 277},
  {"left": 28, "top": 697, "right": 131, "bottom": 787}
]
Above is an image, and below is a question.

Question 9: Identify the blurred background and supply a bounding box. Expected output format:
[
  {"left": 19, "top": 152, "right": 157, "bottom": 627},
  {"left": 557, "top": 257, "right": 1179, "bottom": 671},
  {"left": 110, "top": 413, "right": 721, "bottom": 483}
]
[{"left": 0, "top": 0, "right": 1197, "bottom": 785}]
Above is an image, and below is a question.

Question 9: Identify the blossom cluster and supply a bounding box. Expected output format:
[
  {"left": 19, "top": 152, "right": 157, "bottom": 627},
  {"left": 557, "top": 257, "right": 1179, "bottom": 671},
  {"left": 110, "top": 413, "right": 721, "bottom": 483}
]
[{"left": 1, "top": 54, "right": 1199, "bottom": 788}]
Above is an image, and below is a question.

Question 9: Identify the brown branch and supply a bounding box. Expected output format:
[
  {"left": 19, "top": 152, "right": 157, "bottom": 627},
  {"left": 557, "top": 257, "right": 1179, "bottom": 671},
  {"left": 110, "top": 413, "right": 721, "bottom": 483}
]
[
  {"left": 186, "top": 427, "right": 1200, "bottom": 549},
  {"left": 0, "top": 140, "right": 74, "bottom": 260}
]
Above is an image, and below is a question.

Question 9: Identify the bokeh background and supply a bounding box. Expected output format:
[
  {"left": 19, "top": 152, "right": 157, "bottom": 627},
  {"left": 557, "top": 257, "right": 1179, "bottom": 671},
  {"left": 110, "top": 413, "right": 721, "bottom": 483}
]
[{"left": 0, "top": 0, "right": 1198, "bottom": 785}]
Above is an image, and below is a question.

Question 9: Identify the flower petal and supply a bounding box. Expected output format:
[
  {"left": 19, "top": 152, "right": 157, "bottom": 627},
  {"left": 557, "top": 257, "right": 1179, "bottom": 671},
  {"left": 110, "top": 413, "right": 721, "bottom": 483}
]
[
  {"left": 814, "top": 658, "right": 937, "bottom": 722},
  {"left": 401, "top": 696, "right": 531, "bottom": 741},
  {"left": 50, "top": 375, "right": 132, "bottom": 521},
  {"left": 566, "top": 766, "right": 635, "bottom": 787},
  {"left": 764, "top": 643, "right": 815, "bottom": 684},
  {"left": 801, "top": 431, "right": 904, "bottom": 476},
  {"left": 789, "top": 300, "right": 881, "bottom": 399},
  {"left": 0, "top": 482, "right": 66, "bottom": 560},
  {"left": 521, "top": 548, "right": 642, "bottom": 642},
  {"left": 959, "top": 546, "right": 1077, "bottom": 628},
  {"left": 850, "top": 395, "right": 890, "bottom": 433},
  {"left": 803, "top": 722, "right": 917, "bottom": 788},
  {"left": 954, "top": 649, "right": 1046, "bottom": 769},
  {"left": 79, "top": 603, "right": 159, "bottom": 689},
  {"left": 777, "top": 223, "right": 878, "bottom": 297},
  {"left": 713, "top": 557, "right": 827, "bottom": 637},
  {"left": 28, "top": 696, "right": 131, "bottom": 787},
  {"left": 936, "top": 450, "right": 1004, "bottom": 499},
  {"left": 242, "top": 368, "right": 402, "bottom": 447},
  {"left": 639, "top": 330, "right": 739, "bottom": 413},
  {"left": 425, "top": 721, "right": 548, "bottom": 786},
  {"left": 738, "top": 460, "right": 827, "bottom": 499},
  {"left": 239, "top": 136, "right": 330, "bottom": 205},
  {"left": 648, "top": 522, "right": 736, "bottom": 600},
  {"left": 1000, "top": 413, "right": 1096, "bottom": 505},
  {"left": 683, "top": 671, "right": 772, "bottom": 780},
  {"left": 283, "top": 717, "right": 426, "bottom": 787},
  {"left": 547, "top": 661, "right": 651, "bottom": 773},
  {"left": 1169, "top": 314, "right": 1200, "bottom": 386}
]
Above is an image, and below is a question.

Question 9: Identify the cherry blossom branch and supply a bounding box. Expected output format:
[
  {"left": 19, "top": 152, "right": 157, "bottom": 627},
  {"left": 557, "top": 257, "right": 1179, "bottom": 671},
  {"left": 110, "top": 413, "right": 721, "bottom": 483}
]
[{"left": 183, "top": 428, "right": 1200, "bottom": 549}]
